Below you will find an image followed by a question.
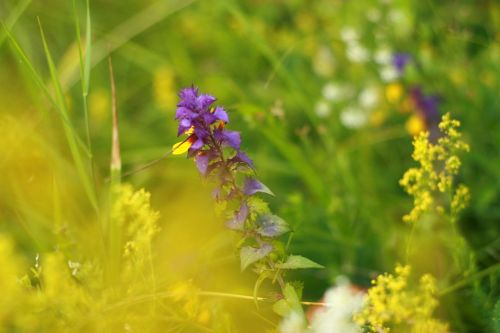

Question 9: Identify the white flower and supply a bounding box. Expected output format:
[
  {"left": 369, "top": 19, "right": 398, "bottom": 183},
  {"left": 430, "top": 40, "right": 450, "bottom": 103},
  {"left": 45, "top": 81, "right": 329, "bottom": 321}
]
[
  {"left": 359, "top": 87, "right": 379, "bottom": 110},
  {"left": 340, "top": 106, "right": 368, "bottom": 129},
  {"left": 322, "top": 82, "right": 355, "bottom": 102},
  {"left": 322, "top": 83, "right": 343, "bottom": 102},
  {"left": 340, "top": 27, "right": 359, "bottom": 42},
  {"left": 374, "top": 47, "right": 393, "bottom": 65},
  {"left": 315, "top": 100, "right": 331, "bottom": 118},
  {"left": 379, "top": 64, "right": 399, "bottom": 82},
  {"left": 280, "top": 311, "right": 308, "bottom": 333},
  {"left": 346, "top": 42, "right": 369, "bottom": 63},
  {"left": 310, "top": 278, "right": 365, "bottom": 333}
]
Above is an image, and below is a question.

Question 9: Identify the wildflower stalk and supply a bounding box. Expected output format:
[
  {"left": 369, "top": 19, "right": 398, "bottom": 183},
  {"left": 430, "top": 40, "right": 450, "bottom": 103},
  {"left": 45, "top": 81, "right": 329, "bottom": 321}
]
[
  {"left": 107, "top": 56, "right": 122, "bottom": 282},
  {"left": 172, "top": 86, "right": 322, "bottom": 305}
]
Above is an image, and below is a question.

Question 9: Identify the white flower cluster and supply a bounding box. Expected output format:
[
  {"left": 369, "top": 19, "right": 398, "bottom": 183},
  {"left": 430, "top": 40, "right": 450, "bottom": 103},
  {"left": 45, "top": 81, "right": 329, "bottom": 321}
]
[{"left": 280, "top": 278, "right": 365, "bottom": 333}]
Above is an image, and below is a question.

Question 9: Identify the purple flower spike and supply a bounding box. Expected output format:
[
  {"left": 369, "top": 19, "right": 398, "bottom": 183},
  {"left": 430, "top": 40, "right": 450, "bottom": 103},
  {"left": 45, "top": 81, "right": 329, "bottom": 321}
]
[
  {"left": 226, "top": 203, "right": 249, "bottom": 231},
  {"left": 213, "top": 106, "right": 229, "bottom": 123},
  {"left": 190, "top": 138, "right": 205, "bottom": 151},
  {"left": 230, "top": 151, "right": 254, "bottom": 170},
  {"left": 244, "top": 177, "right": 274, "bottom": 196},
  {"left": 197, "top": 94, "right": 216, "bottom": 110},
  {"left": 222, "top": 130, "right": 241, "bottom": 150},
  {"left": 177, "top": 118, "right": 192, "bottom": 136},
  {"left": 175, "top": 106, "right": 194, "bottom": 120},
  {"left": 392, "top": 52, "right": 411, "bottom": 73},
  {"left": 178, "top": 86, "right": 198, "bottom": 106},
  {"left": 195, "top": 153, "right": 210, "bottom": 175}
]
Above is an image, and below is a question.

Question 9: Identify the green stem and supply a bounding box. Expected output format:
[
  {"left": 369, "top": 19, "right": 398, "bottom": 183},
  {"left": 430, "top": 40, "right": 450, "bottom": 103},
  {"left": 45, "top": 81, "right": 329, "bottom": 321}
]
[{"left": 439, "top": 262, "right": 500, "bottom": 296}]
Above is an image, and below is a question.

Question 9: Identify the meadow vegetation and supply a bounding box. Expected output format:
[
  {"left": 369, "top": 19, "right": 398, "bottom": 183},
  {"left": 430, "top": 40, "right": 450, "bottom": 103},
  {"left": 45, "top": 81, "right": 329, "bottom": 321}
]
[{"left": 0, "top": 0, "right": 499, "bottom": 332}]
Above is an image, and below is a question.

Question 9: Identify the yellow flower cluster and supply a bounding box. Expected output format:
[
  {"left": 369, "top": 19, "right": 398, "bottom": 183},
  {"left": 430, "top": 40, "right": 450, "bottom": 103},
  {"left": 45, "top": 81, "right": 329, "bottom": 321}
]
[
  {"left": 0, "top": 235, "right": 98, "bottom": 331},
  {"left": 168, "top": 280, "right": 212, "bottom": 325},
  {"left": 0, "top": 185, "right": 177, "bottom": 332},
  {"left": 108, "top": 184, "right": 161, "bottom": 296},
  {"left": 399, "top": 113, "right": 470, "bottom": 223},
  {"left": 112, "top": 185, "right": 160, "bottom": 263},
  {"left": 0, "top": 235, "right": 27, "bottom": 328},
  {"left": 355, "top": 265, "right": 449, "bottom": 333}
]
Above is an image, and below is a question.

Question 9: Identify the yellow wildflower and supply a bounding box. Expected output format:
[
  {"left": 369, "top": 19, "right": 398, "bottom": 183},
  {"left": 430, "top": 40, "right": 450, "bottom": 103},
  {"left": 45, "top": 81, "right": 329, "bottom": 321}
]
[
  {"left": 405, "top": 115, "right": 426, "bottom": 136},
  {"left": 355, "top": 265, "right": 449, "bottom": 333},
  {"left": 400, "top": 113, "right": 469, "bottom": 224},
  {"left": 386, "top": 83, "right": 404, "bottom": 104}
]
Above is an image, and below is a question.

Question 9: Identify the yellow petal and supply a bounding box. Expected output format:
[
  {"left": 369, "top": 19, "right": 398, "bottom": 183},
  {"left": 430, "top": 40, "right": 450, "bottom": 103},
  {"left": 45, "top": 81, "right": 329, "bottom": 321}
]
[
  {"left": 385, "top": 83, "right": 403, "bottom": 104},
  {"left": 185, "top": 126, "right": 194, "bottom": 135},
  {"left": 172, "top": 140, "right": 192, "bottom": 155},
  {"left": 405, "top": 115, "right": 426, "bottom": 136}
]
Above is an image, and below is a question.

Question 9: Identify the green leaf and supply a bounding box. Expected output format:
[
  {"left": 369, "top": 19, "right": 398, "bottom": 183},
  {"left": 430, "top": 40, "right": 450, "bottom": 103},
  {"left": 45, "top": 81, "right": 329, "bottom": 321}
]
[
  {"left": 272, "top": 283, "right": 303, "bottom": 317},
  {"left": 240, "top": 244, "right": 272, "bottom": 271},
  {"left": 256, "top": 214, "right": 290, "bottom": 237},
  {"left": 276, "top": 255, "right": 324, "bottom": 270},
  {"left": 272, "top": 299, "right": 290, "bottom": 317},
  {"left": 493, "top": 298, "right": 500, "bottom": 333}
]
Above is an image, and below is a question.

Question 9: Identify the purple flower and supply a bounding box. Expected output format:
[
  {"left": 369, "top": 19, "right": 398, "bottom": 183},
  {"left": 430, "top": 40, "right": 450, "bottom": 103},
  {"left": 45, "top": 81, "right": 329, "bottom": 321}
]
[
  {"left": 220, "top": 130, "right": 241, "bottom": 150},
  {"left": 244, "top": 177, "right": 274, "bottom": 196},
  {"left": 410, "top": 87, "right": 440, "bottom": 121},
  {"left": 175, "top": 86, "right": 218, "bottom": 139},
  {"left": 392, "top": 53, "right": 411, "bottom": 74},
  {"left": 229, "top": 151, "right": 254, "bottom": 170},
  {"left": 410, "top": 86, "right": 441, "bottom": 140},
  {"left": 213, "top": 106, "right": 229, "bottom": 123},
  {"left": 226, "top": 203, "right": 249, "bottom": 231},
  {"left": 195, "top": 153, "right": 210, "bottom": 175}
]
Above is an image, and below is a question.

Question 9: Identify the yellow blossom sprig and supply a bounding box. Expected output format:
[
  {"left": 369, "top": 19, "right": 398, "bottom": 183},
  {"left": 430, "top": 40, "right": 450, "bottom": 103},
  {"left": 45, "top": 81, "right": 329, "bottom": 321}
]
[
  {"left": 355, "top": 265, "right": 449, "bottom": 333},
  {"left": 399, "top": 113, "right": 470, "bottom": 224}
]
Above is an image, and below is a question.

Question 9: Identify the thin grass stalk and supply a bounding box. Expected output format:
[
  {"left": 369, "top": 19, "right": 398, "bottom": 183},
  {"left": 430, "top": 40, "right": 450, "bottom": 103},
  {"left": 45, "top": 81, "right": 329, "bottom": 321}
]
[
  {"left": 37, "top": 18, "right": 98, "bottom": 213},
  {"left": 73, "top": 0, "right": 96, "bottom": 187},
  {"left": 107, "top": 56, "right": 122, "bottom": 282}
]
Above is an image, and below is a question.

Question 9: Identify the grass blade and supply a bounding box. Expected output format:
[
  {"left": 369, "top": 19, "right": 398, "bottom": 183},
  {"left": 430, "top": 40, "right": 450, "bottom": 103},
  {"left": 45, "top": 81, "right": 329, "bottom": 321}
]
[
  {"left": 108, "top": 56, "right": 121, "bottom": 185},
  {"left": 0, "top": 0, "right": 32, "bottom": 47},
  {"left": 2, "top": 24, "right": 91, "bottom": 157},
  {"left": 37, "top": 17, "right": 98, "bottom": 213},
  {"left": 73, "top": 0, "right": 96, "bottom": 188},
  {"left": 62, "top": 0, "right": 198, "bottom": 90}
]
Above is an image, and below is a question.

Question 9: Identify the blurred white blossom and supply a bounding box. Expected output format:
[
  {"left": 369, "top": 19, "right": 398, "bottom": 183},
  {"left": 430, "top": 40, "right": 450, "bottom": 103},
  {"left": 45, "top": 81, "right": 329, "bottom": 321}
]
[
  {"left": 359, "top": 87, "right": 379, "bottom": 110},
  {"left": 340, "top": 106, "right": 369, "bottom": 129},
  {"left": 379, "top": 64, "right": 399, "bottom": 82},
  {"left": 315, "top": 100, "right": 331, "bottom": 118},
  {"left": 340, "top": 27, "right": 359, "bottom": 42},
  {"left": 346, "top": 42, "right": 369, "bottom": 63},
  {"left": 374, "top": 47, "right": 392, "bottom": 65},
  {"left": 280, "top": 311, "right": 308, "bottom": 333},
  {"left": 309, "top": 278, "right": 365, "bottom": 333}
]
